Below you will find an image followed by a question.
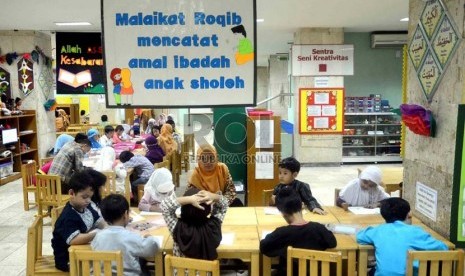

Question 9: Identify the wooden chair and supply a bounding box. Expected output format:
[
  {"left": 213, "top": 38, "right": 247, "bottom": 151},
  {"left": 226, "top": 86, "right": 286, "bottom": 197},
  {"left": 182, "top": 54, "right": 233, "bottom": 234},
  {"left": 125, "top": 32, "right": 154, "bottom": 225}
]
[
  {"left": 184, "top": 133, "right": 195, "bottom": 155},
  {"left": 69, "top": 248, "right": 123, "bottom": 276},
  {"left": 51, "top": 205, "right": 65, "bottom": 229},
  {"left": 170, "top": 150, "right": 182, "bottom": 187},
  {"left": 22, "top": 161, "right": 38, "bottom": 211},
  {"left": 262, "top": 189, "right": 274, "bottom": 206},
  {"left": 406, "top": 249, "right": 464, "bottom": 276},
  {"left": 287, "top": 246, "right": 342, "bottom": 276},
  {"left": 100, "top": 171, "right": 117, "bottom": 198},
  {"left": 334, "top": 188, "right": 341, "bottom": 206},
  {"left": 36, "top": 174, "right": 70, "bottom": 218},
  {"left": 164, "top": 254, "right": 220, "bottom": 276},
  {"left": 137, "top": 184, "right": 145, "bottom": 204},
  {"left": 26, "top": 216, "right": 68, "bottom": 275},
  {"left": 384, "top": 182, "right": 403, "bottom": 198},
  {"left": 155, "top": 159, "right": 170, "bottom": 170},
  {"left": 181, "top": 141, "right": 190, "bottom": 172},
  {"left": 40, "top": 157, "right": 54, "bottom": 167}
]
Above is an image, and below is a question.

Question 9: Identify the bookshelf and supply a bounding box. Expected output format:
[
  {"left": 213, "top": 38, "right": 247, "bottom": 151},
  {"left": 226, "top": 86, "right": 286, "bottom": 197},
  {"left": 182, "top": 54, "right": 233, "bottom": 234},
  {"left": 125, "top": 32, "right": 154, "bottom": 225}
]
[{"left": 0, "top": 110, "right": 38, "bottom": 185}]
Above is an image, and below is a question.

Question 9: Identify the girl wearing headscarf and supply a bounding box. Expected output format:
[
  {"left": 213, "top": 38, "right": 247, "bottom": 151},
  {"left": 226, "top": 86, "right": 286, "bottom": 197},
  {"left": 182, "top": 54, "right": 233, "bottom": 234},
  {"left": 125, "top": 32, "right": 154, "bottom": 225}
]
[
  {"left": 145, "top": 118, "right": 156, "bottom": 134},
  {"left": 187, "top": 143, "right": 238, "bottom": 206},
  {"left": 87, "top": 128, "right": 102, "bottom": 149},
  {"left": 144, "top": 135, "right": 165, "bottom": 164},
  {"left": 337, "top": 166, "right": 390, "bottom": 209},
  {"left": 158, "top": 124, "right": 178, "bottom": 156},
  {"left": 94, "top": 147, "right": 127, "bottom": 194},
  {"left": 161, "top": 187, "right": 228, "bottom": 260},
  {"left": 139, "top": 168, "right": 174, "bottom": 212}
]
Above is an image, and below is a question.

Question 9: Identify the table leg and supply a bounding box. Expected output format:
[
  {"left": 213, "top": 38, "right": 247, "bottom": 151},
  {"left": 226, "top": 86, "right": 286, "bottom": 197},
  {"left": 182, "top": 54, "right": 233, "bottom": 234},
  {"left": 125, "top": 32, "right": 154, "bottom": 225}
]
[
  {"left": 250, "top": 252, "right": 259, "bottom": 276},
  {"left": 358, "top": 248, "right": 368, "bottom": 276},
  {"left": 262, "top": 255, "right": 271, "bottom": 276},
  {"left": 155, "top": 252, "right": 163, "bottom": 276},
  {"left": 347, "top": 250, "right": 356, "bottom": 276}
]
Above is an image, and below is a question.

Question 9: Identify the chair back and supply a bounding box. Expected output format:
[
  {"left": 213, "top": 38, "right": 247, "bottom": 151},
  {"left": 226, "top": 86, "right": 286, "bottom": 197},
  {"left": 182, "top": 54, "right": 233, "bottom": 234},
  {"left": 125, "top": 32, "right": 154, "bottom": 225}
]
[
  {"left": 334, "top": 188, "right": 341, "bottom": 206},
  {"left": 184, "top": 133, "right": 195, "bottom": 154},
  {"left": 406, "top": 250, "right": 464, "bottom": 276},
  {"left": 36, "top": 174, "right": 69, "bottom": 217},
  {"left": 51, "top": 205, "right": 65, "bottom": 229},
  {"left": 170, "top": 150, "right": 181, "bottom": 187},
  {"left": 287, "top": 246, "right": 342, "bottom": 276},
  {"left": 164, "top": 254, "right": 220, "bottom": 276},
  {"left": 69, "top": 249, "right": 123, "bottom": 276},
  {"left": 22, "top": 161, "right": 37, "bottom": 211},
  {"left": 100, "top": 170, "right": 117, "bottom": 198},
  {"left": 40, "top": 157, "right": 54, "bottom": 167},
  {"left": 384, "top": 182, "right": 403, "bottom": 198},
  {"left": 155, "top": 159, "right": 170, "bottom": 169},
  {"left": 181, "top": 141, "right": 190, "bottom": 172},
  {"left": 262, "top": 189, "right": 274, "bottom": 206}
]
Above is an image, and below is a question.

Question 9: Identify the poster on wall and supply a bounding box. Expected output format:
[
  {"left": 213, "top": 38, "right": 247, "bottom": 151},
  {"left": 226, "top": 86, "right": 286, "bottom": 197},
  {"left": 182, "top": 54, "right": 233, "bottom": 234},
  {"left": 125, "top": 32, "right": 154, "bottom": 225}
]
[
  {"left": 299, "top": 88, "right": 344, "bottom": 134},
  {"left": 408, "top": 25, "right": 428, "bottom": 70},
  {"left": 431, "top": 14, "right": 460, "bottom": 68},
  {"left": 291, "top": 45, "right": 354, "bottom": 76},
  {"left": 450, "top": 105, "right": 465, "bottom": 246},
  {"left": 56, "top": 32, "right": 105, "bottom": 94},
  {"left": 420, "top": 0, "right": 444, "bottom": 39},
  {"left": 0, "top": 67, "right": 11, "bottom": 99},
  {"left": 101, "top": 0, "right": 256, "bottom": 107}
]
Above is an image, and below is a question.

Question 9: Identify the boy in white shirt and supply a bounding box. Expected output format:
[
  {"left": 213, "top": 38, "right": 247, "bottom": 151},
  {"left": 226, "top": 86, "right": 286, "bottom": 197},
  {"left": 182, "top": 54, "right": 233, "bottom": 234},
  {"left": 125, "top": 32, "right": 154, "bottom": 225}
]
[{"left": 99, "top": 125, "right": 114, "bottom": 147}]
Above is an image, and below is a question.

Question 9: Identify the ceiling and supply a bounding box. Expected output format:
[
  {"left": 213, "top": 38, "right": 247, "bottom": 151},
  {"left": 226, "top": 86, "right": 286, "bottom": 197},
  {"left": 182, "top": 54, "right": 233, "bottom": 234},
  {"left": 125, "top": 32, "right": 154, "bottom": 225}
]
[{"left": 0, "top": 0, "right": 409, "bottom": 66}]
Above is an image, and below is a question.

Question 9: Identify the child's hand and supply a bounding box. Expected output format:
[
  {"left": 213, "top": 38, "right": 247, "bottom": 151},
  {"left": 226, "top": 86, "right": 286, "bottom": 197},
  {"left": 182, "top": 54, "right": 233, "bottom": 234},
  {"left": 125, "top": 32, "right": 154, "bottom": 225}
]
[
  {"left": 312, "top": 208, "right": 327, "bottom": 215},
  {"left": 197, "top": 190, "right": 218, "bottom": 205},
  {"left": 189, "top": 194, "right": 205, "bottom": 210}
]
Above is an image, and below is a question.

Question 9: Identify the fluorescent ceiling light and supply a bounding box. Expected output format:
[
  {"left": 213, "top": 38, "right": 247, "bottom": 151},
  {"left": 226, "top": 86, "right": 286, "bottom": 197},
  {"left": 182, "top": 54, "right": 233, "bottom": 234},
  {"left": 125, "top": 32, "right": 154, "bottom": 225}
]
[
  {"left": 55, "top": 22, "right": 92, "bottom": 26},
  {"left": 400, "top": 17, "right": 409, "bottom": 22},
  {"left": 256, "top": 18, "right": 264, "bottom": 23}
]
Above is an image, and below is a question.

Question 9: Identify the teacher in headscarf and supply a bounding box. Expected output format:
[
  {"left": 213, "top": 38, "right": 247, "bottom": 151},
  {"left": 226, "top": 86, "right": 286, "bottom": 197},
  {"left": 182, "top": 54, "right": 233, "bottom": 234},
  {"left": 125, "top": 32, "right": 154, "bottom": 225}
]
[
  {"left": 187, "top": 143, "right": 242, "bottom": 206},
  {"left": 158, "top": 124, "right": 178, "bottom": 156}
]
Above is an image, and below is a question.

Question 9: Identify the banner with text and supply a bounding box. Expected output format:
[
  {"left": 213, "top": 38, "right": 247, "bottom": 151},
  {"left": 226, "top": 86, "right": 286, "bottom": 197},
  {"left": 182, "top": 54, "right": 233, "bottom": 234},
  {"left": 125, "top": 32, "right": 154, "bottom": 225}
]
[
  {"left": 102, "top": 0, "right": 256, "bottom": 107},
  {"left": 292, "top": 45, "right": 354, "bottom": 76}
]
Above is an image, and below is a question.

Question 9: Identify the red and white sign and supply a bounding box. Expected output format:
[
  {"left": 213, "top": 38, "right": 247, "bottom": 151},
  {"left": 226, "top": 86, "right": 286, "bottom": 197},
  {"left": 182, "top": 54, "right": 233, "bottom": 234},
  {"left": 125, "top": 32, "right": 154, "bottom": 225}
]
[{"left": 292, "top": 45, "right": 354, "bottom": 76}]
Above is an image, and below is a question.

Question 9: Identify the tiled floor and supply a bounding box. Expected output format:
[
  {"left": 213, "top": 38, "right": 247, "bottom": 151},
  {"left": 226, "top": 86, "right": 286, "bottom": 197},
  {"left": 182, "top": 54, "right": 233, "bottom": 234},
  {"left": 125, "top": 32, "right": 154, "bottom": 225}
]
[{"left": 0, "top": 162, "right": 402, "bottom": 275}]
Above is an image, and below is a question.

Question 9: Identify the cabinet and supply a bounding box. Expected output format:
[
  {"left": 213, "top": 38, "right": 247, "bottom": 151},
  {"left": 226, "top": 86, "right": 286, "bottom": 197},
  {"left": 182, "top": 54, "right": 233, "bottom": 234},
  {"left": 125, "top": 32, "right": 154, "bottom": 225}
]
[
  {"left": 0, "top": 110, "right": 38, "bottom": 185},
  {"left": 342, "top": 112, "right": 402, "bottom": 163},
  {"left": 56, "top": 104, "right": 80, "bottom": 124}
]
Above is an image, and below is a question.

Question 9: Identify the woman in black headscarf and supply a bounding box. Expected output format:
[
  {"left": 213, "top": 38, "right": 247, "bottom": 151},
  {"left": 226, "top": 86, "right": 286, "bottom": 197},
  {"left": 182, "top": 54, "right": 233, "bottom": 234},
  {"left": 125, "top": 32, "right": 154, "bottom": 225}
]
[{"left": 161, "top": 187, "right": 228, "bottom": 260}]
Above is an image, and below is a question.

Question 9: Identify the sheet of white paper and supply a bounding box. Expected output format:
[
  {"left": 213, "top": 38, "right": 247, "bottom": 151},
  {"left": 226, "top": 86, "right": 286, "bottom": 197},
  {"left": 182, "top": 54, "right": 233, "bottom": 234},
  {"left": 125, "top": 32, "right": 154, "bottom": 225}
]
[
  {"left": 220, "top": 233, "right": 235, "bottom": 245},
  {"left": 348, "top": 207, "right": 380, "bottom": 215},
  {"left": 261, "top": 230, "right": 272, "bottom": 240},
  {"left": 314, "top": 117, "right": 329, "bottom": 129},
  {"left": 139, "top": 211, "right": 163, "bottom": 216},
  {"left": 334, "top": 225, "right": 357, "bottom": 235},
  {"left": 321, "top": 105, "right": 336, "bottom": 116},
  {"left": 255, "top": 152, "right": 274, "bottom": 179},
  {"left": 130, "top": 211, "right": 146, "bottom": 222},
  {"left": 264, "top": 207, "right": 281, "bottom": 215},
  {"left": 152, "top": 235, "right": 164, "bottom": 248},
  {"left": 307, "top": 105, "right": 322, "bottom": 116},
  {"left": 255, "top": 120, "right": 274, "bottom": 149},
  {"left": 314, "top": 92, "right": 330, "bottom": 104}
]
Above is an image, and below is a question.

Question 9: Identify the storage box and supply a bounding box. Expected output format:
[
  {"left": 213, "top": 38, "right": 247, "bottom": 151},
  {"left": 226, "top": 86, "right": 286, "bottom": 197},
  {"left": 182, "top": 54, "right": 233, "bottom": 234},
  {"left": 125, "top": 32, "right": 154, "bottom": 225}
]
[{"left": 0, "top": 162, "right": 13, "bottom": 178}]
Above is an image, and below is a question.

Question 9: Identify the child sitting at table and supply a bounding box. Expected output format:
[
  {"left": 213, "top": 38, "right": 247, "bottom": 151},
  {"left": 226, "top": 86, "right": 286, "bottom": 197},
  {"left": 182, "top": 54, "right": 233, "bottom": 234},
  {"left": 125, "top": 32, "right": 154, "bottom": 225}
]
[
  {"left": 144, "top": 135, "right": 165, "bottom": 164},
  {"left": 119, "top": 151, "right": 154, "bottom": 198},
  {"left": 356, "top": 198, "right": 447, "bottom": 276},
  {"left": 139, "top": 168, "right": 174, "bottom": 212},
  {"left": 87, "top": 128, "right": 102, "bottom": 149},
  {"left": 161, "top": 187, "right": 228, "bottom": 260},
  {"left": 99, "top": 125, "right": 114, "bottom": 147},
  {"left": 260, "top": 188, "right": 337, "bottom": 276},
  {"left": 92, "top": 194, "right": 159, "bottom": 276},
  {"left": 52, "top": 170, "right": 106, "bottom": 271},
  {"left": 337, "top": 166, "right": 390, "bottom": 210},
  {"left": 113, "top": 125, "right": 129, "bottom": 143},
  {"left": 270, "top": 157, "right": 326, "bottom": 215}
]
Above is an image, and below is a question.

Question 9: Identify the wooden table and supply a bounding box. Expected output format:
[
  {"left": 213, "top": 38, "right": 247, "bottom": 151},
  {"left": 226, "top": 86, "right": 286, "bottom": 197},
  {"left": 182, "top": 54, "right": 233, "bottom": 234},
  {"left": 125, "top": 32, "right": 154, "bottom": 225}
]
[
  {"left": 381, "top": 167, "right": 403, "bottom": 185},
  {"left": 258, "top": 225, "right": 358, "bottom": 276},
  {"left": 255, "top": 206, "right": 339, "bottom": 225},
  {"left": 164, "top": 225, "right": 260, "bottom": 276},
  {"left": 222, "top": 207, "right": 257, "bottom": 225},
  {"left": 326, "top": 206, "right": 385, "bottom": 225}
]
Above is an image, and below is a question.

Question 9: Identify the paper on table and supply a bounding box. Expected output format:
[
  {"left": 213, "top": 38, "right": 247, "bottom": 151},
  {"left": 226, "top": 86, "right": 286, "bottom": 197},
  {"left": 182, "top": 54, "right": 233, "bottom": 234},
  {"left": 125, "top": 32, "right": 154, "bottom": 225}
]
[
  {"left": 348, "top": 207, "right": 380, "bottom": 215},
  {"left": 152, "top": 235, "right": 164, "bottom": 248},
  {"left": 130, "top": 211, "right": 146, "bottom": 222},
  {"left": 139, "top": 211, "right": 163, "bottom": 216},
  {"left": 333, "top": 225, "right": 358, "bottom": 235},
  {"left": 264, "top": 207, "right": 281, "bottom": 215},
  {"left": 261, "top": 230, "right": 272, "bottom": 240},
  {"left": 220, "top": 233, "right": 235, "bottom": 245}
]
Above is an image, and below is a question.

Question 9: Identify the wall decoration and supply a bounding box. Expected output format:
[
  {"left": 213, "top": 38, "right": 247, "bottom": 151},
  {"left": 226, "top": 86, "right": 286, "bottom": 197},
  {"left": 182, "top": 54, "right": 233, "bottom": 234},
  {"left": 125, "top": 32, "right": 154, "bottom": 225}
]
[
  {"left": 0, "top": 67, "right": 11, "bottom": 98},
  {"left": 102, "top": 0, "right": 256, "bottom": 107},
  {"left": 291, "top": 45, "right": 354, "bottom": 76},
  {"left": 399, "top": 104, "right": 435, "bottom": 137},
  {"left": 55, "top": 32, "right": 104, "bottom": 94},
  {"left": 38, "top": 66, "right": 54, "bottom": 99},
  {"left": 451, "top": 105, "right": 465, "bottom": 247},
  {"left": 408, "top": 0, "right": 461, "bottom": 103},
  {"left": 17, "top": 58, "right": 34, "bottom": 97},
  {"left": 299, "top": 88, "right": 344, "bottom": 134}
]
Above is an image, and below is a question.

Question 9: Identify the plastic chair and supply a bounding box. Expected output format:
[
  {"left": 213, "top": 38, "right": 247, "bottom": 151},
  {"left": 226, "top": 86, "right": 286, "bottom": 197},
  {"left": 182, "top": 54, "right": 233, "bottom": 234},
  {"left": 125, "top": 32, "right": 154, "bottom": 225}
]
[
  {"left": 22, "top": 161, "right": 38, "bottom": 211},
  {"left": 35, "top": 174, "right": 70, "bottom": 218},
  {"left": 26, "top": 216, "right": 68, "bottom": 275},
  {"left": 287, "top": 246, "right": 342, "bottom": 276},
  {"left": 69, "top": 248, "right": 123, "bottom": 276},
  {"left": 406, "top": 249, "right": 464, "bottom": 276},
  {"left": 164, "top": 254, "right": 220, "bottom": 276}
]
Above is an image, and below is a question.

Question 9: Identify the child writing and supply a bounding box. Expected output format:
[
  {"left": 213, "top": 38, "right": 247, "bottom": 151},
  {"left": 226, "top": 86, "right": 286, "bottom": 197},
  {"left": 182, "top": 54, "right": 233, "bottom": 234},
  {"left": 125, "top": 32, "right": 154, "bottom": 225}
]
[
  {"left": 260, "top": 188, "right": 337, "bottom": 275},
  {"left": 119, "top": 151, "right": 154, "bottom": 198},
  {"left": 99, "top": 125, "right": 115, "bottom": 147},
  {"left": 161, "top": 187, "right": 228, "bottom": 260},
  {"left": 356, "top": 198, "right": 447, "bottom": 276},
  {"left": 52, "top": 170, "right": 106, "bottom": 271},
  {"left": 92, "top": 194, "right": 159, "bottom": 276},
  {"left": 270, "top": 157, "right": 326, "bottom": 215},
  {"left": 139, "top": 168, "right": 174, "bottom": 212}
]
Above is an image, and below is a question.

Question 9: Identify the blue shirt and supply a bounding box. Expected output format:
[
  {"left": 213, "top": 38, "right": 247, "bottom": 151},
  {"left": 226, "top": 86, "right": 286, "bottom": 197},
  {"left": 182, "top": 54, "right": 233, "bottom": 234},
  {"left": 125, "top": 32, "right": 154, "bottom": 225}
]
[
  {"left": 53, "top": 134, "right": 74, "bottom": 154},
  {"left": 356, "top": 221, "right": 448, "bottom": 276},
  {"left": 123, "top": 155, "right": 154, "bottom": 180}
]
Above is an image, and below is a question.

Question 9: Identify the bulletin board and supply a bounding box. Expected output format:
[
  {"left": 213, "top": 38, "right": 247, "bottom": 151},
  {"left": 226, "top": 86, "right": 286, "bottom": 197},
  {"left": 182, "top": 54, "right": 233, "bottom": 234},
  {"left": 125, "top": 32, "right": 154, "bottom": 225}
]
[
  {"left": 450, "top": 105, "right": 465, "bottom": 247},
  {"left": 299, "top": 88, "right": 344, "bottom": 134}
]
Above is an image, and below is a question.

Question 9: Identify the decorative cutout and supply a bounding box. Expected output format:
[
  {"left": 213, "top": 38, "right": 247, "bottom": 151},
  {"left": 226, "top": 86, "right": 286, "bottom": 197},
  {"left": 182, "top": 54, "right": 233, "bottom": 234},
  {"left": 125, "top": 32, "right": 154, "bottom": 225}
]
[
  {"left": 17, "top": 58, "right": 34, "bottom": 97},
  {"left": 420, "top": 0, "right": 444, "bottom": 39},
  {"left": 400, "top": 104, "right": 435, "bottom": 137},
  {"left": 408, "top": 25, "right": 428, "bottom": 70},
  {"left": 417, "top": 50, "right": 442, "bottom": 99},
  {"left": 431, "top": 14, "right": 460, "bottom": 68},
  {"left": 38, "top": 66, "right": 54, "bottom": 99},
  {"left": 0, "top": 67, "right": 11, "bottom": 98}
]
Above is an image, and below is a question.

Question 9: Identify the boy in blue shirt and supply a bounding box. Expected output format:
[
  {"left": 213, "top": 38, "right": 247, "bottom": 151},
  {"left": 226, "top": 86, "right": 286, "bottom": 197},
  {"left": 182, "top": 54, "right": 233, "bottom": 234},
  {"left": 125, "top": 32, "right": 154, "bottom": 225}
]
[
  {"left": 270, "top": 157, "right": 326, "bottom": 215},
  {"left": 356, "top": 197, "right": 447, "bottom": 276}
]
